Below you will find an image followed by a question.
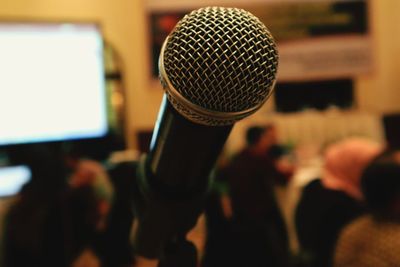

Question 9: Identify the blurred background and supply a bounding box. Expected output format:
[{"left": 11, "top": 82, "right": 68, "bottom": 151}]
[{"left": 0, "top": 0, "right": 397, "bottom": 149}]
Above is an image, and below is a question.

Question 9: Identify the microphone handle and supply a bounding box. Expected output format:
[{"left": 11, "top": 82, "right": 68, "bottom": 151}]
[
  {"left": 147, "top": 95, "right": 233, "bottom": 197},
  {"left": 132, "top": 95, "right": 232, "bottom": 259}
]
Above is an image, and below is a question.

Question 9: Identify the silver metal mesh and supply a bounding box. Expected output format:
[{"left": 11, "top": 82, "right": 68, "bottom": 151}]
[{"left": 159, "top": 7, "right": 278, "bottom": 126}]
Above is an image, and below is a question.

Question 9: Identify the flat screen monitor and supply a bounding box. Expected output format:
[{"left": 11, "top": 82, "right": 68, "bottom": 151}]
[{"left": 0, "top": 22, "right": 108, "bottom": 146}]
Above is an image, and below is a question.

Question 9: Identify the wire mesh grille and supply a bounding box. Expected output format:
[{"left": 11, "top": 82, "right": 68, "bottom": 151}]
[{"left": 160, "top": 7, "right": 278, "bottom": 125}]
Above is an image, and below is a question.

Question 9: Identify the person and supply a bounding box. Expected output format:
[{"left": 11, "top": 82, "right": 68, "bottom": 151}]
[
  {"left": 2, "top": 143, "right": 117, "bottom": 267},
  {"left": 2, "top": 144, "right": 73, "bottom": 267},
  {"left": 334, "top": 149, "right": 400, "bottom": 266},
  {"left": 201, "top": 153, "right": 237, "bottom": 267},
  {"left": 66, "top": 157, "right": 115, "bottom": 266},
  {"left": 65, "top": 141, "right": 136, "bottom": 267},
  {"left": 295, "top": 137, "right": 383, "bottom": 267},
  {"left": 215, "top": 125, "right": 291, "bottom": 267},
  {"left": 102, "top": 161, "right": 137, "bottom": 267}
]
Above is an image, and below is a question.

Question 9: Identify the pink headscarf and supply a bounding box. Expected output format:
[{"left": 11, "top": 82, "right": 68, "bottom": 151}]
[{"left": 322, "top": 137, "right": 384, "bottom": 200}]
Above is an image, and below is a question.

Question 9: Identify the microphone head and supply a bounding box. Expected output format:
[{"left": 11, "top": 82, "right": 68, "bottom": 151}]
[{"left": 159, "top": 7, "right": 278, "bottom": 126}]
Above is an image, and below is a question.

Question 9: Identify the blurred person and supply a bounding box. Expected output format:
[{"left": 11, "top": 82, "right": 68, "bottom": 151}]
[
  {"left": 103, "top": 161, "right": 137, "bottom": 267},
  {"left": 334, "top": 149, "right": 400, "bottom": 267},
  {"left": 66, "top": 160, "right": 113, "bottom": 264},
  {"left": 295, "top": 137, "right": 383, "bottom": 267},
  {"left": 2, "top": 142, "right": 120, "bottom": 267},
  {"left": 67, "top": 156, "right": 114, "bottom": 233},
  {"left": 1, "top": 143, "right": 115, "bottom": 267},
  {"left": 2, "top": 144, "right": 73, "bottom": 267},
  {"left": 214, "top": 125, "right": 291, "bottom": 267},
  {"left": 202, "top": 154, "right": 237, "bottom": 267},
  {"left": 65, "top": 142, "right": 130, "bottom": 267}
]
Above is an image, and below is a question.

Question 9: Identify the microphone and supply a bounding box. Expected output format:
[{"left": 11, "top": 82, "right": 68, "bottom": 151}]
[{"left": 133, "top": 6, "right": 278, "bottom": 262}]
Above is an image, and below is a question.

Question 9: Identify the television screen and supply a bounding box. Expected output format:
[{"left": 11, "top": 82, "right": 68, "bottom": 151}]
[{"left": 0, "top": 22, "right": 108, "bottom": 146}]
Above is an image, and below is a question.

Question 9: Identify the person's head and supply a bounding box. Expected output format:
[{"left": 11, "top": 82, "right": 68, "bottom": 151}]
[
  {"left": 245, "top": 124, "right": 277, "bottom": 152},
  {"left": 69, "top": 159, "right": 114, "bottom": 231},
  {"left": 322, "top": 137, "right": 384, "bottom": 200},
  {"left": 7, "top": 143, "right": 67, "bottom": 195},
  {"left": 361, "top": 149, "right": 400, "bottom": 219}
]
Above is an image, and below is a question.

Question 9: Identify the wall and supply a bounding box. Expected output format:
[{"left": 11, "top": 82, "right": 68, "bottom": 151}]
[
  {"left": 0, "top": 0, "right": 399, "bottom": 150},
  {"left": 355, "top": 0, "right": 400, "bottom": 113}
]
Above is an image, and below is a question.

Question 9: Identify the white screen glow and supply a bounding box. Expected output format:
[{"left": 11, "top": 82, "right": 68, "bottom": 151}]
[
  {"left": 0, "top": 23, "right": 107, "bottom": 145},
  {"left": 0, "top": 165, "right": 31, "bottom": 197}
]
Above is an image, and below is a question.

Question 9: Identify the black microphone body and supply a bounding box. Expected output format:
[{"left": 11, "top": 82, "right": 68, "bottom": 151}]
[
  {"left": 132, "top": 6, "right": 278, "bottom": 265},
  {"left": 147, "top": 96, "right": 232, "bottom": 197},
  {"left": 133, "top": 98, "right": 232, "bottom": 262}
]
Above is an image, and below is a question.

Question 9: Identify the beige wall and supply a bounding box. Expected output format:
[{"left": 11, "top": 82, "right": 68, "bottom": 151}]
[
  {"left": 0, "top": 0, "right": 399, "bottom": 149},
  {"left": 355, "top": 0, "right": 400, "bottom": 113}
]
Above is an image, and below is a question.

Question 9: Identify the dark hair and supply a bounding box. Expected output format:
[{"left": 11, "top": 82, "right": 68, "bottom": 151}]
[
  {"left": 245, "top": 124, "right": 276, "bottom": 146},
  {"left": 245, "top": 126, "right": 266, "bottom": 146},
  {"left": 361, "top": 149, "right": 400, "bottom": 215}
]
